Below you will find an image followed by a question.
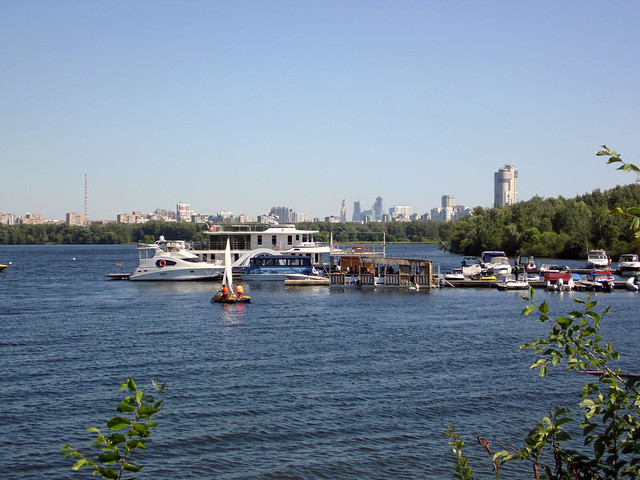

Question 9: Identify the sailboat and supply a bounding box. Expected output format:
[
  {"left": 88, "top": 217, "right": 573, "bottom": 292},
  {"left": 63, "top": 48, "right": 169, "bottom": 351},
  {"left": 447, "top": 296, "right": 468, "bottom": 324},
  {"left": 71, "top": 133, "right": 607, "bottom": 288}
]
[{"left": 212, "top": 238, "right": 251, "bottom": 303}]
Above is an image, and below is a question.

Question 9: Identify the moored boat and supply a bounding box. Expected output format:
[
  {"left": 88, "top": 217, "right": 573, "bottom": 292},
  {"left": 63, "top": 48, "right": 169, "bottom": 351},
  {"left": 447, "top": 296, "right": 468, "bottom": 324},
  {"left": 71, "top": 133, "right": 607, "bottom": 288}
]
[
  {"left": 581, "top": 270, "right": 615, "bottom": 292},
  {"left": 130, "top": 237, "right": 224, "bottom": 281},
  {"left": 586, "top": 250, "right": 610, "bottom": 270},
  {"left": 616, "top": 253, "right": 640, "bottom": 276},
  {"left": 496, "top": 274, "right": 529, "bottom": 291},
  {"left": 481, "top": 251, "right": 512, "bottom": 276},
  {"left": 545, "top": 272, "right": 574, "bottom": 292},
  {"left": 233, "top": 253, "right": 320, "bottom": 281},
  {"left": 0, "top": 264, "right": 7, "bottom": 272},
  {"left": 515, "top": 254, "right": 537, "bottom": 273},
  {"left": 194, "top": 223, "right": 330, "bottom": 268}
]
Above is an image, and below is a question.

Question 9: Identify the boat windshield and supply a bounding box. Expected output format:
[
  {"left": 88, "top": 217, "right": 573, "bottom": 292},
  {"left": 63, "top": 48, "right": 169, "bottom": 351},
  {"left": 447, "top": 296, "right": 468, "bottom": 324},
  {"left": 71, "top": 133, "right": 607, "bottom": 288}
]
[{"left": 139, "top": 248, "right": 159, "bottom": 260}]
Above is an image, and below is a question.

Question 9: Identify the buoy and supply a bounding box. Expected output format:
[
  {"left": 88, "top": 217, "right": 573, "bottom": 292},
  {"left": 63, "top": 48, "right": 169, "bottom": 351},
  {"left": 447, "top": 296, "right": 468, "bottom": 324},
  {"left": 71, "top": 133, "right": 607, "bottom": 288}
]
[
  {"left": 72, "top": 258, "right": 76, "bottom": 261},
  {"left": 116, "top": 263, "right": 122, "bottom": 266}
]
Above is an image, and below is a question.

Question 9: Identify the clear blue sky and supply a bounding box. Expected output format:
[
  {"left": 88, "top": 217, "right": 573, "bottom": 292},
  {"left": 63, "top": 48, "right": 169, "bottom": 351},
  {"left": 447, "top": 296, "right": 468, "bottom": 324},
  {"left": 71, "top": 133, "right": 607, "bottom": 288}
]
[{"left": 1, "top": 0, "right": 639, "bottom": 221}]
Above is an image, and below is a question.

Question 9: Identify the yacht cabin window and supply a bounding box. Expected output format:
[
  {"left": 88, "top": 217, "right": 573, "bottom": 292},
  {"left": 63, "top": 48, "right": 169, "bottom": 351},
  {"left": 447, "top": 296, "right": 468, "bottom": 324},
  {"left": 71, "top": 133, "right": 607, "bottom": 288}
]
[
  {"left": 288, "top": 235, "right": 292, "bottom": 245},
  {"left": 257, "top": 235, "right": 262, "bottom": 246}
]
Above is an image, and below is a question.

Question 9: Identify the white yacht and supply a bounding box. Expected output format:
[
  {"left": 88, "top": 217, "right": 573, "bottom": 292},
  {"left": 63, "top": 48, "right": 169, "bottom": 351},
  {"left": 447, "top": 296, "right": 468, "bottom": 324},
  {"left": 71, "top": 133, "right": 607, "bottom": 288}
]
[
  {"left": 481, "top": 251, "right": 512, "bottom": 276},
  {"left": 130, "top": 237, "right": 224, "bottom": 281},
  {"left": 616, "top": 253, "right": 640, "bottom": 276},
  {"left": 193, "top": 224, "right": 330, "bottom": 268},
  {"left": 586, "top": 250, "right": 610, "bottom": 270}
]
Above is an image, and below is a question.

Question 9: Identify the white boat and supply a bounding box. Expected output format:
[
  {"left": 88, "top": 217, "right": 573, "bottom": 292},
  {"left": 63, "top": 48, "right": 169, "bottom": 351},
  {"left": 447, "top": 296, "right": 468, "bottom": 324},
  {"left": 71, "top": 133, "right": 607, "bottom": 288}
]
[
  {"left": 461, "top": 257, "right": 482, "bottom": 278},
  {"left": 583, "top": 270, "right": 615, "bottom": 292},
  {"left": 586, "top": 250, "right": 610, "bottom": 270},
  {"left": 194, "top": 224, "right": 330, "bottom": 268},
  {"left": 481, "top": 251, "right": 512, "bottom": 276},
  {"left": 616, "top": 254, "right": 640, "bottom": 276},
  {"left": 496, "top": 274, "right": 529, "bottom": 291},
  {"left": 130, "top": 237, "right": 224, "bottom": 281},
  {"left": 443, "top": 268, "right": 465, "bottom": 281},
  {"left": 625, "top": 276, "right": 639, "bottom": 292}
]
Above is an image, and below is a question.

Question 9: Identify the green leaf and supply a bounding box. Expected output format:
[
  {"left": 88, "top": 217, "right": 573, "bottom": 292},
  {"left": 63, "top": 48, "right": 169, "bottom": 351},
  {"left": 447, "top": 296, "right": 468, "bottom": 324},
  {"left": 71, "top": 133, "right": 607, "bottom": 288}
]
[
  {"left": 71, "top": 459, "right": 87, "bottom": 471},
  {"left": 137, "top": 405, "right": 157, "bottom": 416},
  {"left": 123, "top": 462, "right": 143, "bottom": 472},
  {"left": 557, "top": 316, "right": 572, "bottom": 328},
  {"left": 107, "top": 417, "right": 131, "bottom": 431},
  {"left": 97, "top": 467, "right": 118, "bottom": 480},
  {"left": 522, "top": 305, "right": 536, "bottom": 316},
  {"left": 538, "top": 301, "right": 549, "bottom": 314},
  {"left": 117, "top": 399, "right": 135, "bottom": 413},
  {"left": 98, "top": 451, "right": 121, "bottom": 464}
]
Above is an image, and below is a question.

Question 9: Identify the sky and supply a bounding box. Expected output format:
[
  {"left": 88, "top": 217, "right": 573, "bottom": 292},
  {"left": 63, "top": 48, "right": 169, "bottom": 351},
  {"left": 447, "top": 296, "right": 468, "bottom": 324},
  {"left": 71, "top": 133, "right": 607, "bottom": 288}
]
[{"left": 1, "top": 0, "right": 639, "bottom": 221}]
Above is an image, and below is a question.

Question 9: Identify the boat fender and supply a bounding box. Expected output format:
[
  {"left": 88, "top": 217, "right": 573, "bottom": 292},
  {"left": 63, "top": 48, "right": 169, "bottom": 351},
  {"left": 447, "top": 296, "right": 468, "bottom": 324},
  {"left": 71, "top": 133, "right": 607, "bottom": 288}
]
[{"left": 158, "top": 259, "right": 166, "bottom": 267}]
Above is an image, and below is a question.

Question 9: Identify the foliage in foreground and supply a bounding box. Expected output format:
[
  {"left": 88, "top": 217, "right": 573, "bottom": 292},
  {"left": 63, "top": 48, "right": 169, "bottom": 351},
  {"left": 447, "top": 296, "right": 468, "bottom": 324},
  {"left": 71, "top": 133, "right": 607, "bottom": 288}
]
[
  {"left": 447, "top": 147, "right": 640, "bottom": 479},
  {"left": 447, "top": 289, "right": 640, "bottom": 479},
  {"left": 62, "top": 378, "right": 165, "bottom": 480}
]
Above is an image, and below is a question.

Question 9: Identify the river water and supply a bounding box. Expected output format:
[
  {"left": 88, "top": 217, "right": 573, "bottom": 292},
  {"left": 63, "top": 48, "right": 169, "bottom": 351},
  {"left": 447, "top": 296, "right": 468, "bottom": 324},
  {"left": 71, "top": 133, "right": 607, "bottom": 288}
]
[{"left": 1, "top": 244, "right": 638, "bottom": 479}]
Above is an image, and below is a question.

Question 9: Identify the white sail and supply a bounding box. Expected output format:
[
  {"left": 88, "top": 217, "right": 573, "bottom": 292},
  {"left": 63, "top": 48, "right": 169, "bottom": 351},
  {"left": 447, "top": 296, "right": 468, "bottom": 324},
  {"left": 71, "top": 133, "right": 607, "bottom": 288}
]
[{"left": 223, "top": 238, "right": 233, "bottom": 292}]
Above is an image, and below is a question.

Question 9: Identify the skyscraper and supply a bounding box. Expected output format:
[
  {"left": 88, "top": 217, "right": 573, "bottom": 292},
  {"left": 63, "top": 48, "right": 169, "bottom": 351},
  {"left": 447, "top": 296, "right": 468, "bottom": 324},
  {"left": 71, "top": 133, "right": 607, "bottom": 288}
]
[
  {"left": 352, "top": 201, "right": 362, "bottom": 222},
  {"left": 494, "top": 165, "right": 518, "bottom": 207},
  {"left": 442, "top": 195, "right": 456, "bottom": 208},
  {"left": 373, "top": 196, "right": 383, "bottom": 221},
  {"left": 340, "top": 200, "right": 347, "bottom": 223}
]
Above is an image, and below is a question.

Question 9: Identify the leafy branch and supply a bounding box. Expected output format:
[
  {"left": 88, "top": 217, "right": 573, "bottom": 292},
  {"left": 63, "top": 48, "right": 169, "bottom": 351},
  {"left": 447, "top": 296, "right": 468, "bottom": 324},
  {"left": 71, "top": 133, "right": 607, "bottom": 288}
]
[
  {"left": 62, "top": 378, "right": 166, "bottom": 480},
  {"left": 489, "top": 288, "right": 640, "bottom": 479},
  {"left": 597, "top": 145, "right": 640, "bottom": 236}
]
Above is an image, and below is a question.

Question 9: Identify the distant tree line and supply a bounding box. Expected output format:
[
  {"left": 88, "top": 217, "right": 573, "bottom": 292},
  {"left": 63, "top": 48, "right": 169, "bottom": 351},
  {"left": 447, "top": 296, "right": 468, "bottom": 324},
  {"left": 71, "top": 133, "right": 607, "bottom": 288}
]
[
  {"left": 0, "top": 222, "right": 209, "bottom": 246},
  {"left": 2, "top": 184, "right": 639, "bottom": 259},
  {"left": 443, "top": 184, "right": 640, "bottom": 259}
]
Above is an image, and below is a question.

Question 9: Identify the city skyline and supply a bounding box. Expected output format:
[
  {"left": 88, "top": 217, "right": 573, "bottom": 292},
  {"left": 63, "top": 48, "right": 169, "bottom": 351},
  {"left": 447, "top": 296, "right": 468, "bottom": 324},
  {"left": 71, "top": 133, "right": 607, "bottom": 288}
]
[{"left": 1, "top": 2, "right": 638, "bottom": 221}]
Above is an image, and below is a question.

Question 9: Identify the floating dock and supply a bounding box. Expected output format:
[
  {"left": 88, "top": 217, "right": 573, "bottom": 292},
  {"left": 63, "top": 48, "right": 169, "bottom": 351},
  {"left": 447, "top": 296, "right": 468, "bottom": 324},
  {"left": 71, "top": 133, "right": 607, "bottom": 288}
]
[
  {"left": 105, "top": 273, "right": 131, "bottom": 280},
  {"left": 284, "top": 277, "right": 331, "bottom": 286}
]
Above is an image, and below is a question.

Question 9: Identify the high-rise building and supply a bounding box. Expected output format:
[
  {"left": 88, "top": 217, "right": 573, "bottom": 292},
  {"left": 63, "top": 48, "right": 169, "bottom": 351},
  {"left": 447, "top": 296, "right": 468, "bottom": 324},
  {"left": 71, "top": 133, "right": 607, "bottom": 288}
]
[
  {"left": 373, "top": 196, "right": 383, "bottom": 221},
  {"left": 66, "top": 212, "right": 84, "bottom": 226},
  {"left": 340, "top": 200, "right": 347, "bottom": 223},
  {"left": 177, "top": 202, "right": 192, "bottom": 222},
  {"left": 352, "top": 201, "right": 362, "bottom": 222},
  {"left": 270, "top": 206, "right": 293, "bottom": 223},
  {"left": 390, "top": 205, "right": 412, "bottom": 221},
  {"left": 494, "top": 165, "right": 518, "bottom": 207},
  {"left": 442, "top": 195, "right": 456, "bottom": 208}
]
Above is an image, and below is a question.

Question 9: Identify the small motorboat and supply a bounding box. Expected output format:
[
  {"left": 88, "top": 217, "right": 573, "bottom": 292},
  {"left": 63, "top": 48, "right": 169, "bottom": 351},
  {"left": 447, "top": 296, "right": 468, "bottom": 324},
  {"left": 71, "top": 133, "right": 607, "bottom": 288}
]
[
  {"left": 586, "top": 250, "right": 610, "bottom": 270},
  {"left": 625, "top": 276, "right": 639, "bottom": 292},
  {"left": 545, "top": 272, "right": 574, "bottom": 292},
  {"left": 616, "top": 254, "right": 640, "bottom": 276},
  {"left": 497, "top": 274, "right": 529, "bottom": 291},
  {"left": 0, "top": 264, "right": 7, "bottom": 272},
  {"left": 583, "top": 271, "right": 615, "bottom": 292}
]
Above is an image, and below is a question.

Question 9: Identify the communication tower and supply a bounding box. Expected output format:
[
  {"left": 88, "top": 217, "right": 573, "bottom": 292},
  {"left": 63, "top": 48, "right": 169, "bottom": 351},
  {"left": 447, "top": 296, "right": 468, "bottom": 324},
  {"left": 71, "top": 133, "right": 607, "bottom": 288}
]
[{"left": 84, "top": 174, "right": 89, "bottom": 223}]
